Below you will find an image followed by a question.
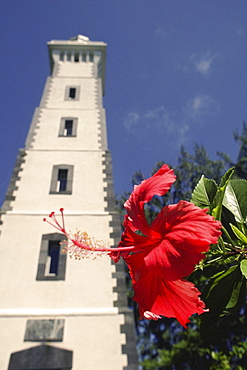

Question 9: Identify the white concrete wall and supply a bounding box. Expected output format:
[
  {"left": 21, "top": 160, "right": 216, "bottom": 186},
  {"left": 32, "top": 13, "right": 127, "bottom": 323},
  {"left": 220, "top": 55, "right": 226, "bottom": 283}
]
[
  {"left": 0, "top": 37, "right": 133, "bottom": 370},
  {"left": 7, "top": 150, "right": 107, "bottom": 212},
  {"left": 0, "top": 213, "right": 117, "bottom": 309},
  {"left": 0, "top": 315, "right": 127, "bottom": 370},
  {"left": 44, "top": 77, "right": 98, "bottom": 110},
  {"left": 57, "top": 60, "right": 94, "bottom": 78},
  {"left": 30, "top": 108, "right": 104, "bottom": 151}
]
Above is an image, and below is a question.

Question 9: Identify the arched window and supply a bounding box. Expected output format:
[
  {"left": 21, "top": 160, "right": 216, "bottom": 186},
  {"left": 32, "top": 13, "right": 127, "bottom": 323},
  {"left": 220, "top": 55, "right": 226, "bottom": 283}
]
[{"left": 8, "top": 344, "right": 73, "bottom": 370}]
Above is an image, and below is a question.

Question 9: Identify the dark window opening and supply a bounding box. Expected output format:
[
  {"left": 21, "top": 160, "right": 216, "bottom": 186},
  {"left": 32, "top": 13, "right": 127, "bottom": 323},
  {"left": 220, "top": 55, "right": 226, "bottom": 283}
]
[
  {"left": 74, "top": 53, "right": 79, "bottom": 62},
  {"left": 69, "top": 88, "right": 76, "bottom": 99},
  {"left": 64, "top": 120, "right": 73, "bottom": 136},
  {"left": 57, "top": 169, "right": 68, "bottom": 192},
  {"left": 36, "top": 233, "right": 67, "bottom": 281},
  {"left": 47, "top": 241, "right": 60, "bottom": 275},
  {"left": 65, "top": 86, "right": 79, "bottom": 101},
  {"left": 50, "top": 165, "right": 73, "bottom": 195},
  {"left": 59, "top": 118, "right": 77, "bottom": 137},
  {"left": 89, "top": 53, "right": 94, "bottom": 62}
]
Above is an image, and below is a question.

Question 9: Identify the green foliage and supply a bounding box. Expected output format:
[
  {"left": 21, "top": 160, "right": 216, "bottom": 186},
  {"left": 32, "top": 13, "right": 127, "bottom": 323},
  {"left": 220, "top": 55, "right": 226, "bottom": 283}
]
[
  {"left": 141, "top": 315, "right": 247, "bottom": 370},
  {"left": 116, "top": 124, "right": 247, "bottom": 369},
  {"left": 191, "top": 176, "right": 217, "bottom": 210},
  {"left": 189, "top": 168, "right": 247, "bottom": 335},
  {"left": 171, "top": 144, "right": 230, "bottom": 203},
  {"left": 139, "top": 165, "right": 247, "bottom": 370},
  {"left": 223, "top": 179, "right": 247, "bottom": 223},
  {"left": 200, "top": 266, "right": 244, "bottom": 332}
]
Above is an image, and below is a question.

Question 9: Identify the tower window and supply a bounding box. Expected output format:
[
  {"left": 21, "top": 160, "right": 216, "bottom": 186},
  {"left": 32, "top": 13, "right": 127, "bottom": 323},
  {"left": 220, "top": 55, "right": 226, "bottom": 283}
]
[
  {"left": 45, "top": 240, "right": 60, "bottom": 276},
  {"left": 59, "top": 52, "right": 64, "bottom": 61},
  {"left": 57, "top": 169, "right": 68, "bottom": 192},
  {"left": 74, "top": 52, "right": 79, "bottom": 62},
  {"left": 89, "top": 53, "right": 94, "bottom": 62},
  {"left": 59, "top": 117, "right": 78, "bottom": 137},
  {"left": 69, "top": 88, "right": 76, "bottom": 99},
  {"left": 65, "top": 120, "right": 73, "bottom": 136},
  {"left": 50, "top": 164, "right": 74, "bottom": 195},
  {"left": 65, "top": 86, "right": 80, "bottom": 101},
  {"left": 36, "top": 233, "right": 67, "bottom": 281}
]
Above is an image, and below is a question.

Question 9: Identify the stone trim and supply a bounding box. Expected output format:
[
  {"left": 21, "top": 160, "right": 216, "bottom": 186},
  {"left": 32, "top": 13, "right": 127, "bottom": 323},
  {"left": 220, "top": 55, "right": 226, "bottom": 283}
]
[
  {"left": 40, "top": 77, "right": 53, "bottom": 108},
  {"left": 102, "top": 151, "right": 117, "bottom": 213},
  {"left": 96, "top": 78, "right": 103, "bottom": 108},
  {"left": 102, "top": 150, "right": 138, "bottom": 369},
  {"left": 1, "top": 149, "right": 26, "bottom": 214},
  {"left": 122, "top": 310, "right": 139, "bottom": 370},
  {"left": 24, "top": 319, "right": 65, "bottom": 342},
  {"left": 25, "top": 107, "right": 42, "bottom": 149},
  {"left": 98, "top": 108, "right": 108, "bottom": 150}
]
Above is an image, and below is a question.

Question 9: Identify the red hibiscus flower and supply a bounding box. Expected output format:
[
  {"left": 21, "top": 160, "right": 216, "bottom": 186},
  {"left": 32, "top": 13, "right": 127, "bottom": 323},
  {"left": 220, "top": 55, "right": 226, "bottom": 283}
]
[
  {"left": 115, "top": 164, "right": 222, "bottom": 327},
  {"left": 44, "top": 164, "right": 221, "bottom": 328}
]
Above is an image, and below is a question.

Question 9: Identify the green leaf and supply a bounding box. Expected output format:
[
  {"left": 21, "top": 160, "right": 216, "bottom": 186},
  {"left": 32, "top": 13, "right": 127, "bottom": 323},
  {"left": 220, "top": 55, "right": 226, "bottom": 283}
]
[
  {"left": 211, "top": 167, "right": 234, "bottom": 221},
  {"left": 223, "top": 179, "right": 247, "bottom": 223},
  {"left": 240, "top": 260, "right": 247, "bottom": 279},
  {"left": 218, "top": 167, "right": 235, "bottom": 189},
  {"left": 203, "top": 265, "right": 238, "bottom": 297},
  {"left": 224, "top": 279, "right": 243, "bottom": 311},
  {"left": 201, "top": 265, "right": 242, "bottom": 332},
  {"left": 191, "top": 175, "right": 217, "bottom": 209},
  {"left": 230, "top": 224, "right": 247, "bottom": 244}
]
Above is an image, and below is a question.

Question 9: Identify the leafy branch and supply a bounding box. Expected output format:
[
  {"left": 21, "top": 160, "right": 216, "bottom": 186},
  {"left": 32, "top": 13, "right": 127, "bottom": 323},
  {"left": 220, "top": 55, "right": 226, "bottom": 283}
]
[{"left": 190, "top": 167, "right": 247, "bottom": 332}]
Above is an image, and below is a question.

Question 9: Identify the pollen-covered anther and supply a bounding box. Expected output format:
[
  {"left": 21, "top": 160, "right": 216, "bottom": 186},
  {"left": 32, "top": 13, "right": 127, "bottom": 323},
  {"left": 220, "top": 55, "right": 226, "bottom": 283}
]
[{"left": 64, "top": 230, "right": 110, "bottom": 260}]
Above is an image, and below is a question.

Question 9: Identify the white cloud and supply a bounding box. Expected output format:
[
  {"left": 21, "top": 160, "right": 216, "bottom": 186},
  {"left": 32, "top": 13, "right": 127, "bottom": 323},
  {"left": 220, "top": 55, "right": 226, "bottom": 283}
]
[
  {"left": 184, "top": 94, "right": 219, "bottom": 120},
  {"left": 123, "top": 106, "right": 190, "bottom": 146},
  {"left": 190, "top": 52, "right": 218, "bottom": 76},
  {"left": 123, "top": 112, "right": 140, "bottom": 130},
  {"left": 123, "top": 92, "right": 220, "bottom": 152},
  {"left": 143, "top": 106, "right": 175, "bottom": 132}
]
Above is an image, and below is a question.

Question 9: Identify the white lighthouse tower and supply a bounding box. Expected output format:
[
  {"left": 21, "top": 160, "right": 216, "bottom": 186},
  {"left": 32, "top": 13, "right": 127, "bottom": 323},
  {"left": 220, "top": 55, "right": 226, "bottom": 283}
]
[{"left": 0, "top": 35, "right": 138, "bottom": 370}]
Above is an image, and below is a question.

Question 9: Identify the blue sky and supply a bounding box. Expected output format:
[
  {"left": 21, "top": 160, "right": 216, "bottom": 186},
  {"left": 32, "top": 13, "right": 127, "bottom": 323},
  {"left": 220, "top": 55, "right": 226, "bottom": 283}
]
[{"left": 1, "top": 1, "right": 247, "bottom": 205}]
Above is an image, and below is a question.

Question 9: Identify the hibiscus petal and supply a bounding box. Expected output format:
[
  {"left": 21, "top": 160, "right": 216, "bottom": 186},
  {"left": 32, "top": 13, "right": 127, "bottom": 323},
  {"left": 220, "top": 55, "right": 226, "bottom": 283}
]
[
  {"left": 118, "top": 215, "right": 160, "bottom": 253},
  {"left": 132, "top": 271, "right": 207, "bottom": 328},
  {"left": 124, "top": 164, "right": 176, "bottom": 234},
  {"left": 145, "top": 200, "right": 222, "bottom": 280},
  {"left": 144, "top": 238, "right": 205, "bottom": 281}
]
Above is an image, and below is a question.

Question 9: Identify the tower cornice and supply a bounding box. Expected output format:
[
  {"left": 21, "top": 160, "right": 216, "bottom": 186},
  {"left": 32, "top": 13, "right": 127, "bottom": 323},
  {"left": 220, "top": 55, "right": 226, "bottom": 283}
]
[{"left": 47, "top": 35, "right": 107, "bottom": 91}]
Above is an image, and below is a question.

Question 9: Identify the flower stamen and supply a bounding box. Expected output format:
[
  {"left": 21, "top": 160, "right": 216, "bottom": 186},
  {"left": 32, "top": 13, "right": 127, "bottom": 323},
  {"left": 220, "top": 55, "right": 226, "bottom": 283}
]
[{"left": 43, "top": 209, "right": 136, "bottom": 260}]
